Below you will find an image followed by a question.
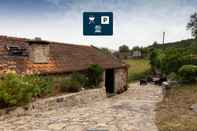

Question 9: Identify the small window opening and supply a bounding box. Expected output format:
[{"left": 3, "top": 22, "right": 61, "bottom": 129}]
[{"left": 7, "top": 45, "right": 28, "bottom": 56}]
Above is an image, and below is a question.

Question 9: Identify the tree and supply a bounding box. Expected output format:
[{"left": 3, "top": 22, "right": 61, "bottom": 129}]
[
  {"left": 187, "top": 12, "right": 197, "bottom": 39},
  {"left": 153, "top": 41, "right": 158, "bottom": 46},
  {"left": 119, "top": 45, "right": 130, "bottom": 52},
  {"left": 131, "top": 46, "right": 140, "bottom": 51},
  {"left": 100, "top": 48, "right": 111, "bottom": 55}
]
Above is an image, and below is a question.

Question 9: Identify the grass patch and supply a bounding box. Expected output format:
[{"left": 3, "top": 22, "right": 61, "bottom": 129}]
[
  {"left": 156, "top": 83, "right": 197, "bottom": 131},
  {"left": 124, "top": 59, "right": 151, "bottom": 82}
]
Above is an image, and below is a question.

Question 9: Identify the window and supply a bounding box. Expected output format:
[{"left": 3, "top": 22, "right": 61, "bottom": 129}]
[{"left": 7, "top": 45, "right": 28, "bottom": 56}]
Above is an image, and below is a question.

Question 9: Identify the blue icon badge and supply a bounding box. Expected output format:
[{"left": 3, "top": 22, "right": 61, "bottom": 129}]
[{"left": 83, "top": 12, "right": 113, "bottom": 36}]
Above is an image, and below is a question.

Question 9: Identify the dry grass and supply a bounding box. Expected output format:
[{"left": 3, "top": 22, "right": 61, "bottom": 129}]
[
  {"left": 124, "top": 59, "right": 151, "bottom": 82},
  {"left": 156, "top": 84, "right": 197, "bottom": 131}
]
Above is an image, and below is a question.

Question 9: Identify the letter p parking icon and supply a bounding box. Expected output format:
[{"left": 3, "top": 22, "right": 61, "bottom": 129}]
[{"left": 101, "top": 16, "right": 110, "bottom": 24}]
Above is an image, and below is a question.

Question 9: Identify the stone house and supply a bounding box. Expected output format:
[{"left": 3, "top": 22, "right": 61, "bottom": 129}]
[
  {"left": 113, "top": 51, "right": 130, "bottom": 60},
  {"left": 132, "top": 50, "right": 142, "bottom": 58},
  {"left": 0, "top": 36, "right": 128, "bottom": 94}
]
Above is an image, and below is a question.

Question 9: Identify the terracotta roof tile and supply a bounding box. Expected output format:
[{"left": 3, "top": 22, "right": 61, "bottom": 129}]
[{"left": 0, "top": 35, "right": 126, "bottom": 74}]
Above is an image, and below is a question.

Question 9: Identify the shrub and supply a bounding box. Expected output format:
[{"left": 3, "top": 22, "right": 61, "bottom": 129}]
[
  {"left": 87, "top": 64, "right": 104, "bottom": 87},
  {"left": 149, "top": 49, "right": 164, "bottom": 71},
  {"left": 29, "top": 76, "right": 53, "bottom": 97},
  {"left": 0, "top": 73, "right": 53, "bottom": 107},
  {"left": 178, "top": 65, "right": 197, "bottom": 82},
  {"left": 160, "top": 49, "right": 191, "bottom": 74},
  {"left": 60, "top": 72, "right": 87, "bottom": 92},
  {"left": 167, "top": 72, "right": 178, "bottom": 81},
  {"left": 149, "top": 48, "right": 192, "bottom": 75},
  {"left": 60, "top": 79, "right": 81, "bottom": 93},
  {"left": 70, "top": 73, "right": 88, "bottom": 87}
]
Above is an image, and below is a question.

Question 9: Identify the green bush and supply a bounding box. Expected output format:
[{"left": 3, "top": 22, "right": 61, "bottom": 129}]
[
  {"left": 149, "top": 48, "right": 192, "bottom": 75},
  {"left": 28, "top": 76, "right": 53, "bottom": 97},
  {"left": 149, "top": 49, "right": 165, "bottom": 72},
  {"left": 0, "top": 73, "right": 53, "bottom": 107},
  {"left": 167, "top": 72, "right": 178, "bottom": 81},
  {"left": 178, "top": 65, "right": 197, "bottom": 82},
  {"left": 60, "top": 78, "right": 82, "bottom": 93},
  {"left": 160, "top": 49, "right": 191, "bottom": 74},
  {"left": 70, "top": 73, "right": 88, "bottom": 87},
  {"left": 60, "top": 72, "right": 87, "bottom": 92},
  {"left": 87, "top": 64, "right": 104, "bottom": 87}
]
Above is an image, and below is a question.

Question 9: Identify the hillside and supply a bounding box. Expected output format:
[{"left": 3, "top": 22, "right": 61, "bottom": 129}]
[{"left": 148, "top": 39, "right": 197, "bottom": 51}]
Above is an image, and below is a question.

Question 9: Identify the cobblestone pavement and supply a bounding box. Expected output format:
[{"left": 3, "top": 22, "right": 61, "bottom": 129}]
[{"left": 0, "top": 83, "right": 163, "bottom": 131}]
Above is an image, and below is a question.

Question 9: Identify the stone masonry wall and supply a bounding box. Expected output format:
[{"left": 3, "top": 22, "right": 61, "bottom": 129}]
[
  {"left": 0, "top": 87, "right": 106, "bottom": 119},
  {"left": 114, "top": 68, "right": 128, "bottom": 94},
  {"left": 29, "top": 44, "right": 49, "bottom": 64}
]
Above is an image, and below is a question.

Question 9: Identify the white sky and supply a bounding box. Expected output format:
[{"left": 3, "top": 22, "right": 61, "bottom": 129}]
[{"left": 0, "top": 0, "right": 196, "bottom": 50}]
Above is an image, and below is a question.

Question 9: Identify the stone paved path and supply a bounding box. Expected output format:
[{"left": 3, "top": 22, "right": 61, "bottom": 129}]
[{"left": 0, "top": 83, "right": 163, "bottom": 131}]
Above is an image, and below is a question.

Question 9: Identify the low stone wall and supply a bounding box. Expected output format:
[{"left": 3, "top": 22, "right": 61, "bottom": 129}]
[{"left": 0, "top": 87, "right": 106, "bottom": 119}]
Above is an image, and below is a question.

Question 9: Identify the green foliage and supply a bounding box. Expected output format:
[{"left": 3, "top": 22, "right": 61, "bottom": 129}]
[
  {"left": 187, "top": 12, "right": 197, "bottom": 39},
  {"left": 60, "top": 78, "right": 82, "bottom": 93},
  {"left": 149, "top": 49, "right": 164, "bottom": 70},
  {"left": 60, "top": 66, "right": 104, "bottom": 92},
  {"left": 178, "top": 65, "right": 197, "bottom": 82},
  {"left": 160, "top": 49, "right": 191, "bottom": 74},
  {"left": 149, "top": 39, "right": 195, "bottom": 53},
  {"left": 70, "top": 72, "right": 88, "bottom": 87},
  {"left": 99, "top": 48, "right": 112, "bottom": 55},
  {"left": 167, "top": 72, "right": 178, "bottom": 81},
  {"left": 87, "top": 64, "right": 104, "bottom": 87},
  {"left": 149, "top": 48, "right": 192, "bottom": 75},
  {"left": 0, "top": 73, "right": 53, "bottom": 107},
  {"left": 60, "top": 72, "right": 87, "bottom": 93},
  {"left": 119, "top": 45, "right": 130, "bottom": 52}
]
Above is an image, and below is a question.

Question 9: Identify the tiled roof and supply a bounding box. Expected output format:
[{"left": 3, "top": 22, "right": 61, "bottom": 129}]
[{"left": 0, "top": 35, "right": 126, "bottom": 74}]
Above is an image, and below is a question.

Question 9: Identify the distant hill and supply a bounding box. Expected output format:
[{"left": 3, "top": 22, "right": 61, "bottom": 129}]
[{"left": 148, "top": 39, "right": 196, "bottom": 51}]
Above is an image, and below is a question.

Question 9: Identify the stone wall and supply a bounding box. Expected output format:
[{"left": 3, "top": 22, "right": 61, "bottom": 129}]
[
  {"left": 0, "top": 87, "right": 106, "bottom": 119},
  {"left": 29, "top": 44, "right": 49, "bottom": 64},
  {"left": 114, "top": 68, "right": 128, "bottom": 94},
  {"left": 99, "top": 71, "right": 106, "bottom": 88}
]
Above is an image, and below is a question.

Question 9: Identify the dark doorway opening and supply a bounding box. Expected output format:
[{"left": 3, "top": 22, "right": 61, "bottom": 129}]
[{"left": 105, "top": 69, "right": 114, "bottom": 94}]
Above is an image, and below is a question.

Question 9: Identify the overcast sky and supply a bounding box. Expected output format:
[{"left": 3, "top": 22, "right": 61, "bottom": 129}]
[{"left": 0, "top": 0, "right": 196, "bottom": 50}]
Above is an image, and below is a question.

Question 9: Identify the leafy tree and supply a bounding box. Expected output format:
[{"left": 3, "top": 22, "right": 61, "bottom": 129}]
[
  {"left": 187, "top": 12, "right": 197, "bottom": 39},
  {"left": 160, "top": 49, "right": 191, "bottom": 74},
  {"left": 119, "top": 45, "right": 130, "bottom": 52},
  {"left": 149, "top": 48, "right": 192, "bottom": 75},
  {"left": 132, "top": 46, "right": 140, "bottom": 51},
  {"left": 141, "top": 47, "right": 149, "bottom": 57},
  {"left": 153, "top": 41, "right": 159, "bottom": 46},
  {"left": 149, "top": 49, "right": 164, "bottom": 71},
  {"left": 100, "top": 48, "right": 112, "bottom": 55}
]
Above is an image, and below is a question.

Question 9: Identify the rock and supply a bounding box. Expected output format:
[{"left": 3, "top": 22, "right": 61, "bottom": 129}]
[
  {"left": 190, "top": 104, "right": 197, "bottom": 112},
  {"left": 65, "top": 125, "right": 84, "bottom": 131},
  {"left": 48, "top": 123, "right": 65, "bottom": 130},
  {"left": 162, "top": 82, "right": 169, "bottom": 88},
  {"left": 8, "top": 107, "right": 25, "bottom": 116},
  {"left": 31, "top": 129, "right": 48, "bottom": 131}
]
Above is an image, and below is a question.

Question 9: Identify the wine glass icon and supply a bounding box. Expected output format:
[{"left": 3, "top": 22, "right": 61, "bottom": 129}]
[{"left": 89, "top": 16, "right": 95, "bottom": 24}]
